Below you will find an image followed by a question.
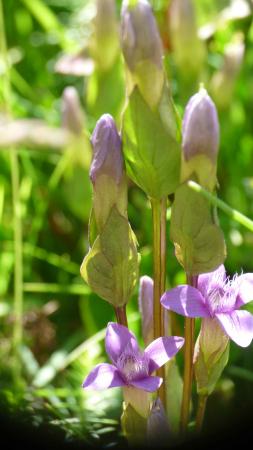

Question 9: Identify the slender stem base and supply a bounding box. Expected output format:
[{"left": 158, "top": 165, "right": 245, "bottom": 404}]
[
  {"left": 114, "top": 305, "right": 128, "bottom": 328},
  {"left": 180, "top": 274, "right": 198, "bottom": 433},
  {"left": 196, "top": 395, "right": 208, "bottom": 433},
  {"left": 151, "top": 198, "right": 167, "bottom": 407}
]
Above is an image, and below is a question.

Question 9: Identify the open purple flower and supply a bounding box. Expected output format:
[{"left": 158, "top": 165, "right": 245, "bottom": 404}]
[
  {"left": 161, "top": 265, "right": 253, "bottom": 347},
  {"left": 83, "top": 322, "right": 184, "bottom": 392}
]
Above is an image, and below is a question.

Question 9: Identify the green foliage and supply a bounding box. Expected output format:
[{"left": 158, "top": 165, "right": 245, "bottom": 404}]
[
  {"left": 122, "top": 86, "right": 181, "bottom": 199},
  {"left": 170, "top": 183, "right": 226, "bottom": 275},
  {"left": 81, "top": 206, "right": 139, "bottom": 307}
]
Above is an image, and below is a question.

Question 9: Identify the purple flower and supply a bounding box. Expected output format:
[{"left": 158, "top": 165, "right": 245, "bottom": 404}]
[
  {"left": 161, "top": 265, "right": 253, "bottom": 347},
  {"left": 83, "top": 322, "right": 184, "bottom": 392},
  {"left": 90, "top": 114, "right": 123, "bottom": 185},
  {"left": 182, "top": 87, "right": 219, "bottom": 163}
]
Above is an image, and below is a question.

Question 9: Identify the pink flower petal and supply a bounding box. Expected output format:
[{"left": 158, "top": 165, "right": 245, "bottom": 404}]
[
  {"left": 144, "top": 336, "right": 184, "bottom": 374},
  {"left": 161, "top": 286, "right": 210, "bottom": 318},
  {"left": 216, "top": 310, "right": 253, "bottom": 347},
  {"left": 83, "top": 363, "right": 125, "bottom": 390},
  {"left": 105, "top": 322, "right": 138, "bottom": 364},
  {"left": 235, "top": 273, "right": 253, "bottom": 308},
  {"left": 197, "top": 264, "right": 226, "bottom": 299},
  {"left": 131, "top": 376, "right": 162, "bottom": 392}
]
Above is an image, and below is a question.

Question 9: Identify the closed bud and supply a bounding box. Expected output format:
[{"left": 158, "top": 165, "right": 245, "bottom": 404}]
[
  {"left": 183, "top": 87, "right": 219, "bottom": 163},
  {"left": 121, "top": 0, "right": 164, "bottom": 108},
  {"left": 138, "top": 275, "right": 169, "bottom": 346},
  {"left": 147, "top": 398, "right": 170, "bottom": 443},
  {"left": 181, "top": 87, "right": 219, "bottom": 190},
  {"left": 90, "top": 114, "right": 127, "bottom": 231},
  {"left": 62, "top": 87, "right": 84, "bottom": 135},
  {"left": 90, "top": 114, "right": 123, "bottom": 185},
  {"left": 138, "top": 276, "right": 154, "bottom": 346}
]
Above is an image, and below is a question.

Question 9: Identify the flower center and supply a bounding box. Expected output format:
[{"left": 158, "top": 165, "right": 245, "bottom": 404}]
[
  {"left": 117, "top": 346, "right": 149, "bottom": 383},
  {"left": 207, "top": 274, "right": 240, "bottom": 315}
]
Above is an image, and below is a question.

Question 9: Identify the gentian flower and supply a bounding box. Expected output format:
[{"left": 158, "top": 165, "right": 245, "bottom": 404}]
[
  {"left": 83, "top": 322, "right": 184, "bottom": 392},
  {"left": 161, "top": 264, "right": 253, "bottom": 347}
]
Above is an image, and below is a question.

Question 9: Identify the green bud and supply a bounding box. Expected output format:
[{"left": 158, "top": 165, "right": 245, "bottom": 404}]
[{"left": 194, "top": 318, "right": 230, "bottom": 396}]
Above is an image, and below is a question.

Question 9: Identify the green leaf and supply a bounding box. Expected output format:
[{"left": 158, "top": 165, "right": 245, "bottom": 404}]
[
  {"left": 170, "top": 183, "right": 226, "bottom": 275},
  {"left": 166, "top": 359, "right": 183, "bottom": 435},
  {"left": 81, "top": 206, "right": 139, "bottom": 307},
  {"left": 122, "top": 86, "right": 181, "bottom": 199},
  {"left": 121, "top": 402, "right": 147, "bottom": 446}
]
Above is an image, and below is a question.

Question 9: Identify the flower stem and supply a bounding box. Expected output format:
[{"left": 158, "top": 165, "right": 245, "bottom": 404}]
[
  {"left": 114, "top": 305, "right": 128, "bottom": 327},
  {"left": 188, "top": 180, "right": 253, "bottom": 232},
  {"left": 151, "top": 197, "right": 167, "bottom": 407},
  {"left": 196, "top": 394, "right": 208, "bottom": 433},
  {"left": 180, "top": 274, "right": 197, "bottom": 433}
]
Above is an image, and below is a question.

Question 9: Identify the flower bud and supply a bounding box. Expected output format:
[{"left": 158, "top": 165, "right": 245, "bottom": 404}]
[
  {"left": 147, "top": 398, "right": 170, "bottom": 443},
  {"left": 182, "top": 87, "right": 219, "bottom": 163},
  {"left": 138, "top": 276, "right": 154, "bottom": 346},
  {"left": 138, "top": 275, "right": 169, "bottom": 346},
  {"left": 62, "top": 87, "right": 84, "bottom": 135},
  {"left": 90, "top": 114, "right": 123, "bottom": 185},
  {"left": 90, "top": 114, "right": 127, "bottom": 232},
  {"left": 194, "top": 318, "right": 229, "bottom": 396},
  {"left": 121, "top": 0, "right": 164, "bottom": 108},
  {"left": 90, "top": 0, "right": 119, "bottom": 71}
]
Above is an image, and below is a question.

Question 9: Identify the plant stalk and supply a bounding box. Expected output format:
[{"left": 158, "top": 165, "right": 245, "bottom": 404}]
[
  {"left": 151, "top": 197, "right": 167, "bottom": 407},
  {"left": 196, "top": 394, "right": 208, "bottom": 433},
  {"left": 180, "top": 274, "right": 198, "bottom": 433},
  {"left": 114, "top": 305, "right": 128, "bottom": 327}
]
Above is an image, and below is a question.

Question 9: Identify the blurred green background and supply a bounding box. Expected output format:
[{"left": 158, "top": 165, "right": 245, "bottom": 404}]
[{"left": 1, "top": 0, "right": 253, "bottom": 447}]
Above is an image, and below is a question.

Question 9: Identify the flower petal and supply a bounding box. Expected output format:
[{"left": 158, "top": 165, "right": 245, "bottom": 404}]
[
  {"left": 131, "top": 376, "right": 162, "bottom": 392},
  {"left": 161, "top": 286, "right": 210, "bottom": 318},
  {"left": 105, "top": 322, "right": 138, "bottom": 364},
  {"left": 197, "top": 264, "right": 226, "bottom": 298},
  {"left": 144, "top": 336, "right": 184, "bottom": 373},
  {"left": 235, "top": 273, "right": 253, "bottom": 308},
  {"left": 216, "top": 310, "right": 253, "bottom": 347},
  {"left": 82, "top": 363, "right": 125, "bottom": 390}
]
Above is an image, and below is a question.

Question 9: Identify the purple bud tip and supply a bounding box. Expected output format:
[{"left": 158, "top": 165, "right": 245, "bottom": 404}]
[
  {"left": 62, "top": 87, "right": 84, "bottom": 135},
  {"left": 90, "top": 114, "right": 123, "bottom": 184},
  {"left": 121, "top": 0, "right": 163, "bottom": 72},
  {"left": 182, "top": 87, "right": 219, "bottom": 162}
]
